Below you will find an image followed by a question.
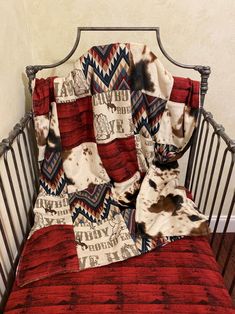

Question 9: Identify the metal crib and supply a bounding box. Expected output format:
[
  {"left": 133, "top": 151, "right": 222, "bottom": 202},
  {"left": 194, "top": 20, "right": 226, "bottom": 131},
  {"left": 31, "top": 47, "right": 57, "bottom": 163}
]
[{"left": 0, "top": 27, "right": 234, "bottom": 311}]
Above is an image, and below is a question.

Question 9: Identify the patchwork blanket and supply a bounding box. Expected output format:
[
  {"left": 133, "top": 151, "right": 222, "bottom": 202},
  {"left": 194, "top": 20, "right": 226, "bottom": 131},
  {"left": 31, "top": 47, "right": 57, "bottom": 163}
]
[{"left": 18, "top": 43, "right": 210, "bottom": 286}]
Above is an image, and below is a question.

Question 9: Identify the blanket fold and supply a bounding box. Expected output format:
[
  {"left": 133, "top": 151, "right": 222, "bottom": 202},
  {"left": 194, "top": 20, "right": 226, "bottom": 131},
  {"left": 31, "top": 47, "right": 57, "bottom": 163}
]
[{"left": 17, "top": 42, "right": 210, "bottom": 287}]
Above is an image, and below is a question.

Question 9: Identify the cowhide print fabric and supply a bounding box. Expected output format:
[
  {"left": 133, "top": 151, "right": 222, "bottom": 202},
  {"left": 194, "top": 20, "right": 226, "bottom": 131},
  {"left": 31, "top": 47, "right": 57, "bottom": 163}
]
[{"left": 17, "top": 42, "right": 210, "bottom": 285}]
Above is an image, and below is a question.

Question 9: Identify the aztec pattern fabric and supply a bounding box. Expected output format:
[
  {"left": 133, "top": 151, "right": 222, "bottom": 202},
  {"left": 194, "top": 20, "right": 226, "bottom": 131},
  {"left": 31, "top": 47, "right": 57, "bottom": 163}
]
[
  {"left": 5, "top": 237, "right": 235, "bottom": 314},
  {"left": 17, "top": 42, "right": 210, "bottom": 286}
]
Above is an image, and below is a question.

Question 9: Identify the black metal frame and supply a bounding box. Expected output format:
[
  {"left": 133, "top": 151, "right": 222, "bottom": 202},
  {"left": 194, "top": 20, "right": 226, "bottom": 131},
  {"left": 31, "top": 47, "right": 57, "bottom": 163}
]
[
  {"left": 188, "top": 108, "right": 235, "bottom": 296},
  {"left": 0, "top": 112, "right": 39, "bottom": 312},
  {"left": 1, "top": 27, "right": 234, "bottom": 311}
]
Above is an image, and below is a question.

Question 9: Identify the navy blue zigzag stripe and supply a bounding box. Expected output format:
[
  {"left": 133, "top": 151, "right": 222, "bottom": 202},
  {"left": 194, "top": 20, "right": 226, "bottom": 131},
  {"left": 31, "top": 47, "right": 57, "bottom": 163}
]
[
  {"left": 82, "top": 46, "right": 129, "bottom": 87},
  {"left": 144, "top": 95, "right": 167, "bottom": 123},
  {"left": 134, "top": 117, "right": 152, "bottom": 135},
  {"left": 92, "top": 44, "right": 115, "bottom": 61},
  {"left": 39, "top": 176, "right": 66, "bottom": 196},
  {"left": 69, "top": 183, "right": 111, "bottom": 210},
  {"left": 41, "top": 152, "right": 62, "bottom": 180},
  {"left": 71, "top": 198, "right": 117, "bottom": 223}
]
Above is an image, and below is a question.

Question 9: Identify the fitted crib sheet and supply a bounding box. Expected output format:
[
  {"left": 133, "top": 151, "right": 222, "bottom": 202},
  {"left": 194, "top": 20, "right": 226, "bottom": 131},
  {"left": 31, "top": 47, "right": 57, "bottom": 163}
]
[{"left": 4, "top": 235, "right": 235, "bottom": 314}]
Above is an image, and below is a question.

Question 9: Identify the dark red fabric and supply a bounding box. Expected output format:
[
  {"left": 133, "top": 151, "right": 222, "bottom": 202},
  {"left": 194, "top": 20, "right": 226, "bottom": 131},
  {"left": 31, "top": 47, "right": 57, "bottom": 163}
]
[
  {"left": 97, "top": 136, "right": 139, "bottom": 182},
  {"left": 170, "top": 77, "right": 200, "bottom": 108},
  {"left": 5, "top": 236, "right": 235, "bottom": 313},
  {"left": 56, "top": 97, "right": 95, "bottom": 150},
  {"left": 16, "top": 225, "right": 79, "bottom": 287},
  {"left": 33, "top": 77, "right": 56, "bottom": 116}
]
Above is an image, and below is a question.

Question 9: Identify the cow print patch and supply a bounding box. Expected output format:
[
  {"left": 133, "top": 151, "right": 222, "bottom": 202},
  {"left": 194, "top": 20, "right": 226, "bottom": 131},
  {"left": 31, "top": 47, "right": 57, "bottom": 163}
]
[
  {"left": 188, "top": 214, "right": 202, "bottom": 222},
  {"left": 47, "top": 128, "right": 61, "bottom": 152},
  {"left": 136, "top": 222, "right": 147, "bottom": 237},
  {"left": 129, "top": 59, "right": 155, "bottom": 92},
  {"left": 149, "top": 179, "right": 157, "bottom": 190},
  {"left": 148, "top": 194, "right": 183, "bottom": 215},
  {"left": 154, "top": 160, "right": 179, "bottom": 171}
]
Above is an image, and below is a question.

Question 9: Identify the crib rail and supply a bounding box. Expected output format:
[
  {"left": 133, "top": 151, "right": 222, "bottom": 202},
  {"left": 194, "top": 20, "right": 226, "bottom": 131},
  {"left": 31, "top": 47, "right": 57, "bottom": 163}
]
[
  {"left": 0, "top": 112, "right": 39, "bottom": 312},
  {"left": 188, "top": 108, "right": 235, "bottom": 297},
  {"left": 0, "top": 109, "right": 234, "bottom": 311}
]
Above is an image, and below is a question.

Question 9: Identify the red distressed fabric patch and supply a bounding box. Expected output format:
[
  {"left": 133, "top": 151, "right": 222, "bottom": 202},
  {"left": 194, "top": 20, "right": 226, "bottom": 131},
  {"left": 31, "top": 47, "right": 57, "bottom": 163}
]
[
  {"left": 170, "top": 76, "right": 200, "bottom": 108},
  {"left": 16, "top": 225, "right": 79, "bottom": 287},
  {"left": 5, "top": 237, "right": 235, "bottom": 314},
  {"left": 56, "top": 96, "right": 95, "bottom": 150},
  {"left": 33, "top": 77, "right": 56, "bottom": 116},
  {"left": 97, "top": 136, "right": 139, "bottom": 182}
]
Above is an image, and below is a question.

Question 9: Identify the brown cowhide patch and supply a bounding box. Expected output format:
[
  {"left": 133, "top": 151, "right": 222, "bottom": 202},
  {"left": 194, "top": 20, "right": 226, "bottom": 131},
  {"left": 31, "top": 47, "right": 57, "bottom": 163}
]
[
  {"left": 47, "top": 129, "right": 61, "bottom": 152},
  {"left": 154, "top": 161, "right": 179, "bottom": 171},
  {"left": 61, "top": 150, "right": 72, "bottom": 161},
  {"left": 148, "top": 194, "right": 183, "bottom": 215},
  {"left": 64, "top": 174, "right": 75, "bottom": 185},
  {"left": 136, "top": 221, "right": 147, "bottom": 235},
  {"left": 118, "top": 189, "right": 139, "bottom": 209},
  {"left": 136, "top": 221, "right": 164, "bottom": 239},
  {"left": 148, "top": 179, "right": 157, "bottom": 190},
  {"left": 172, "top": 125, "right": 184, "bottom": 138},
  {"left": 35, "top": 128, "right": 47, "bottom": 146},
  {"left": 129, "top": 51, "right": 155, "bottom": 92},
  {"left": 83, "top": 147, "right": 92, "bottom": 156},
  {"left": 188, "top": 221, "right": 210, "bottom": 236}
]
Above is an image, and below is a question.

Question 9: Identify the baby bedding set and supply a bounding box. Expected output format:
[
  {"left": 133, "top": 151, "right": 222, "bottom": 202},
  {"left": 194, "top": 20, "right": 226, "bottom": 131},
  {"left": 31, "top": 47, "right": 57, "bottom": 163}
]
[{"left": 5, "top": 42, "right": 234, "bottom": 313}]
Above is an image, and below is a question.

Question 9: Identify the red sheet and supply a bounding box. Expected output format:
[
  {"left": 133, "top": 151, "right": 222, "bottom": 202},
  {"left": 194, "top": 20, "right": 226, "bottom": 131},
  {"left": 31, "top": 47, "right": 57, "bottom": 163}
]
[{"left": 4, "top": 236, "right": 235, "bottom": 314}]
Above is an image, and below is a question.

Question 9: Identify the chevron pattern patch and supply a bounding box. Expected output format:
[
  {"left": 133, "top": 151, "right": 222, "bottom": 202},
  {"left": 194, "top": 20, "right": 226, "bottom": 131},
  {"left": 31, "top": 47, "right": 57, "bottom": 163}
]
[
  {"left": 131, "top": 91, "right": 148, "bottom": 133},
  {"left": 136, "top": 234, "right": 168, "bottom": 254},
  {"left": 131, "top": 91, "right": 167, "bottom": 136},
  {"left": 121, "top": 208, "right": 136, "bottom": 239},
  {"left": 70, "top": 183, "right": 118, "bottom": 223},
  {"left": 144, "top": 94, "right": 166, "bottom": 129},
  {"left": 81, "top": 43, "right": 130, "bottom": 92},
  {"left": 40, "top": 151, "right": 66, "bottom": 195}
]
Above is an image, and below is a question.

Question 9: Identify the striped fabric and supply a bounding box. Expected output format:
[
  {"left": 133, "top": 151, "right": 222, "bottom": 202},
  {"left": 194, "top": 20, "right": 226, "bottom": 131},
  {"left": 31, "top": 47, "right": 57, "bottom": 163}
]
[{"left": 5, "top": 236, "right": 235, "bottom": 313}]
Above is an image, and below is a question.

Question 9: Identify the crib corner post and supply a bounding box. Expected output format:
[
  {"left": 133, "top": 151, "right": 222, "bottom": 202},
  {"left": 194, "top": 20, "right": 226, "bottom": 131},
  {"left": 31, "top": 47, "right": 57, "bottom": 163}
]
[
  {"left": 184, "top": 65, "right": 211, "bottom": 191},
  {"left": 196, "top": 65, "right": 211, "bottom": 107},
  {"left": 25, "top": 65, "right": 42, "bottom": 95}
]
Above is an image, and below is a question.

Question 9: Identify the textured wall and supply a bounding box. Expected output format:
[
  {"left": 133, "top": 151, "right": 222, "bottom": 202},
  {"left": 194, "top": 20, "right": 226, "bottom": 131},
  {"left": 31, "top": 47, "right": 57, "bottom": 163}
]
[{"left": 0, "top": 1, "right": 33, "bottom": 139}]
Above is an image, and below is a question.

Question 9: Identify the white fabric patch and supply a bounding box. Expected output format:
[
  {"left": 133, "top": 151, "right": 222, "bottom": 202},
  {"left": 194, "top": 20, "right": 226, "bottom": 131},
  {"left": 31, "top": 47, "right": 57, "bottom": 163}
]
[
  {"left": 54, "top": 69, "right": 90, "bottom": 103},
  {"left": 112, "top": 171, "right": 141, "bottom": 204},
  {"left": 135, "top": 165, "right": 208, "bottom": 237},
  {"left": 61, "top": 143, "right": 110, "bottom": 193},
  {"left": 156, "top": 101, "right": 196, "bottom": 149},
  {"left": 74, "top": 214, "right": 140, "bottom": 270},
  {"left": 34, "top": 114, "right": 49, "bottom": 162},
  {"left": 92, "top": 90, "right": 133, "bottom": 144},
  {"left": 29, "top": 194, "right": 72, "bottom": 237},
  {"left": 134, "top": 134, "right": 155, "bottom": 172}
]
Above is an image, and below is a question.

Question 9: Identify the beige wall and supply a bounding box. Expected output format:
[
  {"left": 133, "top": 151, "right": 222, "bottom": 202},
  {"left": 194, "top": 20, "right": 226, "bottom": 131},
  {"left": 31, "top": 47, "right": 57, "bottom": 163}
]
[{"left": 0, "top": 1, "right": 33, "bottom": 140}]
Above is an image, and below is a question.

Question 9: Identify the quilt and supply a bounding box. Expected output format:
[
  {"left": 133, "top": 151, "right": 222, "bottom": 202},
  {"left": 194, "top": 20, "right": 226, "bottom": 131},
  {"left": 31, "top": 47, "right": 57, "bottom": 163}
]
[{"left": 17, "top": 42, "right": 210, "bottom": 286}]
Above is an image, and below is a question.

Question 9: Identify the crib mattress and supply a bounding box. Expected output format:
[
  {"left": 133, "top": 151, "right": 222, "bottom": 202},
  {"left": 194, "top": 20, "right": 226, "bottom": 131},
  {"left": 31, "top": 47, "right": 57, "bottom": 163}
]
[{"left": 4, "top": 236, "right": 235, "bottom": 314}]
